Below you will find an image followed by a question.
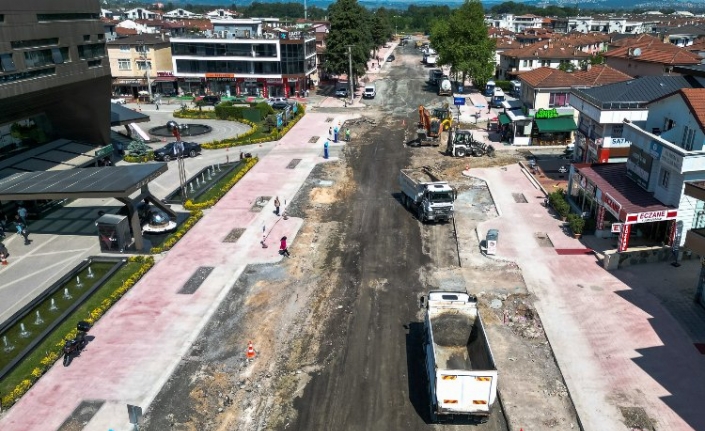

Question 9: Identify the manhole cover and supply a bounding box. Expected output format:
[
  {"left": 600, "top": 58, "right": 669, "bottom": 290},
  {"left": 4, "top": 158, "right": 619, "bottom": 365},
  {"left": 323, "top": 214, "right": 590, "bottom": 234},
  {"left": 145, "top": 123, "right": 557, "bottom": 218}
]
[
  {"left": 308, "top": 136, "right": 319, "bottom": 143},
  {"left": 326, "top": 117, "right": 334, "bottom": 122},
  {"left": 179, "top": 266, "right": 214, "bottom": 294},
  {"left": 534, "top": 232, "right": 554, "bottom": 247},
  {"left": 512, "top": 193, "right": 528, "bottom": 203},
  {"left": 250, "top": 196, "right": 272, "bottom": 212},
  {"left": 223, "top": 228, "right": 246, "bottom": 243},
  {"left": 287, "top": 158, "right": 302, "bottom": 169}
]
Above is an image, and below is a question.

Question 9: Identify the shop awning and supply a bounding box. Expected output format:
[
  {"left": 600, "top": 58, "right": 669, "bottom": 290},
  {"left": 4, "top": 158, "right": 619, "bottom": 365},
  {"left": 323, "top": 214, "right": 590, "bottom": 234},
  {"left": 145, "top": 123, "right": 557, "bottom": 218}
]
[
  {"left": 498, "top": 112, "right": 511, "bottom": 125},
  {"left": 535, "top": 117, "right": 577, "bottom": 133},
  {"left": 153, "top": 76, "right": 177, "bottom": 82},
  {"left": 113, "top": 78, "right": 145, "bottom": 86}
]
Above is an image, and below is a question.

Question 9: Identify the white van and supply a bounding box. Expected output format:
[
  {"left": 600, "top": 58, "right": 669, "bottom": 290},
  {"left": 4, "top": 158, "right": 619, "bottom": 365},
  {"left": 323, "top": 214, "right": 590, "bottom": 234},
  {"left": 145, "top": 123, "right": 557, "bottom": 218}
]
[{"left": 363, "top": 84, "right": 376, "bottom": 99}]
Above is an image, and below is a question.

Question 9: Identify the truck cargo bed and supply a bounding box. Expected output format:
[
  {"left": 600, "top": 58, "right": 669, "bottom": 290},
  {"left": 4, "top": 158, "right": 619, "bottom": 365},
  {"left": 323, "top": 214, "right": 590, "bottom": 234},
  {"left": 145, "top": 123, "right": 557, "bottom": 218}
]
[{"left": 430, "top": 313, "right": 475, "bottom": 369}]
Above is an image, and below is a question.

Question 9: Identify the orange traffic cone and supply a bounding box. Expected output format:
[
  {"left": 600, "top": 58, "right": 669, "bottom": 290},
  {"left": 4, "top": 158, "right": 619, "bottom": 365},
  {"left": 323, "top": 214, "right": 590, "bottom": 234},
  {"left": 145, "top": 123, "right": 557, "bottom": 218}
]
[
  {"left": 0, "top": 253, "right": 7, "bottom": 265},
  {"left": 246, "top": 341, "right": 256, "bottom": 359}
]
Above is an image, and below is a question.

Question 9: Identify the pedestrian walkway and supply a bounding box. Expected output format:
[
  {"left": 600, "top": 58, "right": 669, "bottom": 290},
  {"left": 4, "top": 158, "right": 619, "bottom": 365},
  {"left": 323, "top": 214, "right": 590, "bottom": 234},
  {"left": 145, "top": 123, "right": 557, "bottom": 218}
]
[
  {"left": 0, "top": 112, "right": 357, "bottom": 431},
  {"left": 472, "top": 164, "right": 705, "bottom": 431}
]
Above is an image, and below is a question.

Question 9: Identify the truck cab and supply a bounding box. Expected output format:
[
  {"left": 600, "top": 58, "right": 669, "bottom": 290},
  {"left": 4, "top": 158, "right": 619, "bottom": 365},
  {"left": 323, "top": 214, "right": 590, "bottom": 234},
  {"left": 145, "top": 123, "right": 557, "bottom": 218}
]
[
  {"left": 485, "top": 80, "right": 496, "bottom": 97},
  {"left": 491, "top": 88, "right": 505, "bottom": 108}
]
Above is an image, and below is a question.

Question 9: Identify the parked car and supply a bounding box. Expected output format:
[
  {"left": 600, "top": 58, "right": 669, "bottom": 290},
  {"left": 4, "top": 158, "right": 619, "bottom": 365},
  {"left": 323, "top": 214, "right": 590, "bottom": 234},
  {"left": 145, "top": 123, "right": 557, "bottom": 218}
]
[
  {"left": 335, "top": 86, "right": 349, "bottom": 98},
  {"left": 363, "top": 85, "right": 376, "bottom": 99},
  {"left": 111, "top": 97, "right": 126, "bottom": 104},
  {"left": 267, "top": 97, "right": 288, "bottom": 105},
  {"left": 271, "top": 101, "right": 290, "bottom": 110},
  {"left": 153, "top": 141, "right": 202, "bottom": 162},
  {"left": 199, "top": 95, "right": 221, "bottom": 106},
  {"left": 387, "top": 54, "right": 395, "bottom": 62}
]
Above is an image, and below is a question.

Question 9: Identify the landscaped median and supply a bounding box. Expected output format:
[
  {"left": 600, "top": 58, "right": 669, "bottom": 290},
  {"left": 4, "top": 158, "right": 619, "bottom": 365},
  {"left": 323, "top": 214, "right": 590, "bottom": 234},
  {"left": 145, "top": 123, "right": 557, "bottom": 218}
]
[{"left": 0, "top": 256, "right": 154, "bottom": 409}]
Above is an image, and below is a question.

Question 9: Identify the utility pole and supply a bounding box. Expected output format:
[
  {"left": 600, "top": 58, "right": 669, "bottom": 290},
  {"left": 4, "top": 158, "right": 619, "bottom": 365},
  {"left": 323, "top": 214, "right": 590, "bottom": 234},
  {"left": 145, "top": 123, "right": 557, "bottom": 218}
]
[
  {"left": 139, "top": 40, "right": 153, "bottom": 103},
  {"left": 304, "top": 0, "right": 307, "bottom": 20},
  {"left": 347, "top": 45, "right": 354, "bottom": 106}
]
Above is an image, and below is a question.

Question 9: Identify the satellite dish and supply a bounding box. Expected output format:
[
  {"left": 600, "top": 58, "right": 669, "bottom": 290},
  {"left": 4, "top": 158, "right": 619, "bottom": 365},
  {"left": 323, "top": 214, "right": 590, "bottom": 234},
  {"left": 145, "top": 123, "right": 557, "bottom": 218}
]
[{"left": 633, "top": 48, "right": 642, "bottom": 57}]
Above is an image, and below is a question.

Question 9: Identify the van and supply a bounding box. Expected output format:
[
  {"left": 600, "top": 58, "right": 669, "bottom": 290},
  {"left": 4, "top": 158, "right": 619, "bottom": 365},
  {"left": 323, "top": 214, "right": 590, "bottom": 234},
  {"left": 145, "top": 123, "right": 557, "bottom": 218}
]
[
  {"left": 363, "top": 85, "right": 376, "bottom": 99},
  {"left": 429, "top": 69, "right": 443, "bottom": 84},
  {"left": 492, "top": 88, "right": 505, "bottom": 108}
]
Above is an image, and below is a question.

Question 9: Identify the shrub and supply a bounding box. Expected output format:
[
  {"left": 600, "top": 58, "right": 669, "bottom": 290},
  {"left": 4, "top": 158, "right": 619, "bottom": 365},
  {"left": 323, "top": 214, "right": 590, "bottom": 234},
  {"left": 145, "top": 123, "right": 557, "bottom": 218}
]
[
  {"left": 549, "top": 190, "right": 570, "bottom": 219},
  {"left": 568, "top": 214, "right": 586, "bottom": 234}
]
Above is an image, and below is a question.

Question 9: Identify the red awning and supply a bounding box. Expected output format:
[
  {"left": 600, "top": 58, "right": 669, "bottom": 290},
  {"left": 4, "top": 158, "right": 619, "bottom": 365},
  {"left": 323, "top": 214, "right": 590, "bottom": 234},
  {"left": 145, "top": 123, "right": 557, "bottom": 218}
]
[
  {"left": 575, "top": 163, "right": 677, "bottom": 224},
  {"left": 153, "top": 76, "right": 177, "bottom": 82}
]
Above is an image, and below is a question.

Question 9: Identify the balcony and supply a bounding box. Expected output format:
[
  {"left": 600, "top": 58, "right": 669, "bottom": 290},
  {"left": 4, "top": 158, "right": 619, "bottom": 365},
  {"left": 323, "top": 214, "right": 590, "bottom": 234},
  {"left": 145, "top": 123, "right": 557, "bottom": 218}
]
[{"left": 173, "top": 31, "right": 315, "bottom": 41}]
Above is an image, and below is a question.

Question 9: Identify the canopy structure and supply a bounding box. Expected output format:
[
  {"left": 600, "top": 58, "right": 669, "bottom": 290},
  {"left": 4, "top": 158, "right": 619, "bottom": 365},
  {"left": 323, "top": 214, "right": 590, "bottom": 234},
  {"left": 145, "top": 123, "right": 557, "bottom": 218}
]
[
  {"left": 535, "top": 117, "right": 578, "bottom": 133},
  {"left": 498, "top": 112, "right": 511, "bottom": 125},
  {"left": 111, "top": 103, "right": 150, "bottom": 127},
  {"left": 0, "top": 164, "right": 172, "bottom": 250}
]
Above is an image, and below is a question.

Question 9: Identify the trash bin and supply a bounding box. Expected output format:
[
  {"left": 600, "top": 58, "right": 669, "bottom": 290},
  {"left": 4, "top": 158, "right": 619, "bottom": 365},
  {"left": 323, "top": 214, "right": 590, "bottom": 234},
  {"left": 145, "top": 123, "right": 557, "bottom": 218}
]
[
  {"left": 96, "top": 214, "right": 131, "bottom": 252},
  {"left": 486, "top": 229, "right": 499, "bottom": 255}
]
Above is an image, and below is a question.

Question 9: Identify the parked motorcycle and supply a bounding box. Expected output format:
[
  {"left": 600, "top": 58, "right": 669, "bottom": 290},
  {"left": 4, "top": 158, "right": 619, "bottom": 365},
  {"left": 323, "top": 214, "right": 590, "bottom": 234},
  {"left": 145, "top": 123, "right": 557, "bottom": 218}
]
[{"left": 62, "top": 321, "right": 91, "bottom": 366}]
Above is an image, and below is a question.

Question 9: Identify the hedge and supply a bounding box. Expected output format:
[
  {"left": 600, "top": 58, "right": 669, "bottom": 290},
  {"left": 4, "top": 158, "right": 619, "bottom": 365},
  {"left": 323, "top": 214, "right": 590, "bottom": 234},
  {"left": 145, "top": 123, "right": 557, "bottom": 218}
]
[
  {"left": 123, "top": 152, "right": 155, "bottom": 163},
  {"left": 149, "top": 210, "right": 203, "bottom": 254},
  {"left": 0, "top": 256, "right": 155, "bottom": 409},
  {"left": 183, "top": 157, "right": 258, "bottom": 210},
  {"left": 548, "top": 189, "right": 570, "bottom": 219}
]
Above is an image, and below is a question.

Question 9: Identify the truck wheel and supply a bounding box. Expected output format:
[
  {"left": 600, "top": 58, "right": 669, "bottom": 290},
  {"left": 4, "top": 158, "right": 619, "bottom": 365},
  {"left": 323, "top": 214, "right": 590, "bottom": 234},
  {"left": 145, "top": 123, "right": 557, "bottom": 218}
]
[
  {"left": 429, "top": 402, "right": 438, "bottom": 423},
  {"left": 417, "top": 207, "right": 425, "bottom": 222},
  {"left": 455, "top": 147, "right": 466, "bottom": 157}
]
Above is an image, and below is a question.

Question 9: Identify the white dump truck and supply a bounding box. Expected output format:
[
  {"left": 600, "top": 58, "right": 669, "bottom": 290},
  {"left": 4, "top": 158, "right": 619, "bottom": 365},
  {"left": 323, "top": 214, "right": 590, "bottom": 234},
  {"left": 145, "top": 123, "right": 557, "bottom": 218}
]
[
  {"left": 422, "top": 291, "right": 498, "bottom": 423},
  {"left": 399, "top": 167, "right": 455, "bottom": 222}
]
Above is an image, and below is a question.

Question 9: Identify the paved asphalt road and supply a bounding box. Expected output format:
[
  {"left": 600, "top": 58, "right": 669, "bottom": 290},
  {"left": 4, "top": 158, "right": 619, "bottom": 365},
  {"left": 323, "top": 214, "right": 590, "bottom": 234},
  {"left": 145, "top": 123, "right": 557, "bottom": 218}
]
[{"left": 285, "top": 44, "right": 508, "bottom": 431}]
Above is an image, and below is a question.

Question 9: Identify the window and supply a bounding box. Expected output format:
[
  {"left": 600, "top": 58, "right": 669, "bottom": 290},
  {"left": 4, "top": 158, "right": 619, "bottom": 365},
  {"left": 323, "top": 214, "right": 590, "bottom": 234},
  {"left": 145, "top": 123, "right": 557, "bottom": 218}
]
[
  {"left": 0, "top": 67, "right": 54, "bottom": 83},
  {"left": 612, "top": 124, "right": 623, "bottom": 138},
  {"left": 118, "top": 59, "right": 131, "bottom": 70},
  {"left": 681, "top": 126, "right": 695, "bottom": 150},
  {"left": 659, "top": 169, "right": 670, "bottom": 189},
  {"left": 97, "top": 34, "right": 104, "bottom": 40},
  {"left": 37, "top": 13, "right": 99, "bottom": 21},
  {"left": 135, "top": 45, "right": 150, "bottom": 54},
  {"left": 24, "top": 49, "right": 54, "bottom": 68},
  {"left": 136, "top": 60, "right": 152, "bottom": 70},
  {"left": 664, "top": 118, "right": 675, "bottom": 131},
  {"left": 119, "top": 45, "right": 129, "bottom": 52},
  {"left": 541, "top": 60, "right": 550, "bottom": 67},
  {"left": 51, "top": 47, "right": 69, "bottom": 64},
  {"left": 0, "top": 53, "right": 16, "bottom": 72},
  {"left": 0, "top": 15, "right": 4, "bottom": 22},
  {"left": 83, "top": 35, "right": 90, "bottom": 41},
  {"left": 78, "top": 43, "right": 105, "bottom": 59},
  {"left": 522, "top": 60, "right": 528, "bottom": 67},
  {"left": 11, "top": 38, "right": 59, "bottom": 49},
  {"left": 87, "top": 59, "right": 101, "bottom": 67},
  {"left": 549, "top": 92, "right": 570, "bottom": 107}
]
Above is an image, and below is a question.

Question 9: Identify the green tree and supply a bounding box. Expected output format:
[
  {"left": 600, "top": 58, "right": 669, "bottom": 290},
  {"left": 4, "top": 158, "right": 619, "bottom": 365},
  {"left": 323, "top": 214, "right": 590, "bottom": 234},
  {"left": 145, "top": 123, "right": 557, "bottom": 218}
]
[
  {"left": 371, "top": 9, "right": 393, "bottom": 51},
  {"left": 430, "top": 0, "right": 494, "bottom": 91},
  {"left": 325, "top": 0, "right": 373, "bottom": 79}
]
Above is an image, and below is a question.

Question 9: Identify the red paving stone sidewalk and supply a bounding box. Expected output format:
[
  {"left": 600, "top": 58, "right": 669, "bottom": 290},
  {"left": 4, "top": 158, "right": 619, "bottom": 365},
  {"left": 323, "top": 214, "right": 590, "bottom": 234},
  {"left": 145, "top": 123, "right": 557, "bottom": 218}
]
[
  {"left": 0, "top": 112, "right": 355, "bottom": 431},
  {"left": 473, "top": 164, "right": 705, "bottom": 431}
]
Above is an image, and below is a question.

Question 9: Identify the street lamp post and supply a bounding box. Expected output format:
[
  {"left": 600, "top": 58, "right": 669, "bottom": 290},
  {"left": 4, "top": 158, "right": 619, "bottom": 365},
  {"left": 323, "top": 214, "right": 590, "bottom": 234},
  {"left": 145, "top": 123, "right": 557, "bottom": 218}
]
[{"left": 139, "top": 40, "right": 153, "bottom": 103}]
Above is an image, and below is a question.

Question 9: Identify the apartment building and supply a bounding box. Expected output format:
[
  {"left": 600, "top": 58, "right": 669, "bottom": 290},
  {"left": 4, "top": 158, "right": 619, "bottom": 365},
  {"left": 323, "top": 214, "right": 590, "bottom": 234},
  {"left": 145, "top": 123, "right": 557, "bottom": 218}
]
[
  {"left": 170, "top": 19, "right": 316, "bottom": 98},
  {"left": 497, "top": 41, "right": 591, "bottom": 79},
  {"left": 0, "top": 0, "right": 111, "bottom": 148},
  {"left": 107, "top": 34, "right": 173, "bottom": 98}
]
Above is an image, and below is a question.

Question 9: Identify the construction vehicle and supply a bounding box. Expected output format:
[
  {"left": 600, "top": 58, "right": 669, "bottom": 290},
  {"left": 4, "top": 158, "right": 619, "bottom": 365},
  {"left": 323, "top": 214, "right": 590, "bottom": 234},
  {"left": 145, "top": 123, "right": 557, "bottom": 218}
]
[
  {"left": 416, "top": 104, "right": 453, "bottom": 145},
  {"left": 422, "top": 291, "right": 498, "bottom": 423},
  {"left": 399, "top": 166, "right": 456, "bottom": 222},
  {"left": 446, "top": 128, "right": 495, "bottom": 158},
  {"left": 438, "top": 76, "right": 452, "bottom": 96}
]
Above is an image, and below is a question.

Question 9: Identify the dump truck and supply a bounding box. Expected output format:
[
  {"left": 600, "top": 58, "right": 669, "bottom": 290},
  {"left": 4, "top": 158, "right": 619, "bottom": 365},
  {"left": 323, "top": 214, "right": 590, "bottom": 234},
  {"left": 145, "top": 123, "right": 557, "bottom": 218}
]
[
  {"left": 422, "top": 291, "right": 498, "bottom": 423},
  {"left": 438, "top": 76, "right": 452, "bottom": 96},
  {"left": 399, "top": 166, "right": 455, "bottom": 222}
]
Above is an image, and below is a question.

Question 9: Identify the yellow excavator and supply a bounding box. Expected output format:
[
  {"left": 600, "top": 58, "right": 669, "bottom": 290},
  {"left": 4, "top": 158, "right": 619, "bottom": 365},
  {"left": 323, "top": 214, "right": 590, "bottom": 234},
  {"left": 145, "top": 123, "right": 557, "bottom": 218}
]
[{"left": 416, "top": 104, "right": 453, "bottom": 145}]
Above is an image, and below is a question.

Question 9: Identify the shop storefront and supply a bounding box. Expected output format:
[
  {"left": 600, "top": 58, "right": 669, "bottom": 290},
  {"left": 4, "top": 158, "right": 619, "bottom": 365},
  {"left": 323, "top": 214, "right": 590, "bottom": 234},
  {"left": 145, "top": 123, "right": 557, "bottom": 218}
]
[
  {"left": 570, "top": 163, "right": 678, "bottom": 252},
  {"left": 531, "top": 109, "right": 577, "bottom": 146},
  {"left": 112, "top": 78, "right": 146, "bottom": 97},
  {"left": 154, "top": 72, "right": 177, "bottom": 96},
  {"left": 178, "top": 77, "right": 205, "bottom": 96}
]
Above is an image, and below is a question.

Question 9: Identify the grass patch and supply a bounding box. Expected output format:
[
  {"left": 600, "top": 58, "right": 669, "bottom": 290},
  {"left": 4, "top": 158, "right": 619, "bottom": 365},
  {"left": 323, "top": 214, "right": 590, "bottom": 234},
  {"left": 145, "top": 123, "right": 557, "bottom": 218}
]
[
  {"left": 191, "top": 163, "right": 247, "bottom": 204},
  {"left": 0, "top": 261, "right": 142, "bottom": 401}
]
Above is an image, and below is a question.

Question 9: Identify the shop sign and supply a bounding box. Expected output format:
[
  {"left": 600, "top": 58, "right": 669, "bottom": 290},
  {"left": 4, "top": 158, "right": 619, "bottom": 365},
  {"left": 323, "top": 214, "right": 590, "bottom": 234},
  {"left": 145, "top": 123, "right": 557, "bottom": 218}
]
[
  {"left": 625, "top": 209, "right": 678, "bottom": 224},
  {"left": 205, "top": 73, "right": 235, "bottom": 78},
  {"left": 156, "top": 71, "right": 174, "bottom": 77},
  {"left": 182, "top": 78, "right": 202, "bottom": 82},
  {"left": 648, "top": 140, "right": 663, "bottom": 159},
  {"left": 626, "top": 146, "right": 653, "bottom": 189},
  {"left": 611, "top": 222, "right": 622, "bottom": 233},
  {"left": 243, "top": 78, "right": 258, "bottom": 82},
  {"left": 618, "top": 223, "right": 631, "bottom": 252},
  {"left": 610, "top": 138, "right": 631, "bottom": 146},
  {"left": 660, "top": 147, "right": 683, "bottom": 173},
  {"left": 266, "top": 78, "right": 282, "bottom": 84},
  {"left": 287, "top": 78, "right": 298, "bottom": 83},
  {"left": 534, "top": 108, "right": 558, "bottom": 119},
  {"left": 95, "top": 145, "right": 114, "bottom": 158},
  {"left": 596, "top": 205, "right": 606, "bottom": 230},
  {"left": 602, "top": 192, "right": 622, "bottom": 219}
]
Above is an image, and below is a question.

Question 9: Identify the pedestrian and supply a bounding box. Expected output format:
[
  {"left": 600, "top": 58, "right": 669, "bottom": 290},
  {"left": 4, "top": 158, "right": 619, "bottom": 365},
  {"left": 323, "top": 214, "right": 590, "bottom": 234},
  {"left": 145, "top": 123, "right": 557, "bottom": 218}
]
[
  {"left": 329, "top": 127, "right": 333, "bottom": 140},
  {"left": 334, "top": 126, "right": 339, "bottom": 143},
  {"left": 487, "top": 105, "right": 491, "bottom": 114},
  {"left": 279, "top": 236, "right": 290, "bottom": 257},
  {"left": 17, "top": 205, "right": 27, "bottom": 225},
  {"left": 274, "top": 196, "right": 281, "bottom": 216},
  {"left": 15, "top": 217, "right": 30, "bottom": 245},
  {"left": 345, "top": 127, "right": 351, "bottom": 142},
  {"left": 156, "top": 102, "right": 159, "bottom": 110},
  {"left": 323, "top": 140, "right": 329, "bottom": 159}
]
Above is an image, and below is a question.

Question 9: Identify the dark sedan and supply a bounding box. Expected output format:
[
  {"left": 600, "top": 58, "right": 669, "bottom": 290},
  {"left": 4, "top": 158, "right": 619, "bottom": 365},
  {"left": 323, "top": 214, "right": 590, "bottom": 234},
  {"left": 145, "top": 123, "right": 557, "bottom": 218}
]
[
  {"left": 271, "top": 101, "right": 291, "bottom": 110},
  {"left": 153, "top": 141, "right": 201, "bottom": 162}
]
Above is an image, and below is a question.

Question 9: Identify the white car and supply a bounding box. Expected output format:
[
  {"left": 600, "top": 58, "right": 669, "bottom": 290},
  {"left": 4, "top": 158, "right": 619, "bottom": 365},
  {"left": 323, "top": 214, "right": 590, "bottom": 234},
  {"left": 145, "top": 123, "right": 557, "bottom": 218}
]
[
  {"left": 111, "top": 97, "right": 126, "bottom": 105},
  {"left": 363, "top": 85, "right": 376, "bottom": 99},
  {"left": 267, "top": 97, "right": 288, "bottom": 105}
]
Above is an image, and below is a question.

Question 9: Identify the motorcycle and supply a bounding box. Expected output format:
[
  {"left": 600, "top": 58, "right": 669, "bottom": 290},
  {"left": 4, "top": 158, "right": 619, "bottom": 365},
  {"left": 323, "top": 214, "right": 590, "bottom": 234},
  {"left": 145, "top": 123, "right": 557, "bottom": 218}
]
[{"left": 62, "top": 321, "right": 91, "bottom": 366}]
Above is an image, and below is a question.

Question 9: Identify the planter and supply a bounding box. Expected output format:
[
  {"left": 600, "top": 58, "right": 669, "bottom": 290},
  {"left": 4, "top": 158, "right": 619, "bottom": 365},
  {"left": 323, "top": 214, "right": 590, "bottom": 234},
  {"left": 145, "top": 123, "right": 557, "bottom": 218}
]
[{"left": 573, "top": 233, "right": 582, "bottom": 239}]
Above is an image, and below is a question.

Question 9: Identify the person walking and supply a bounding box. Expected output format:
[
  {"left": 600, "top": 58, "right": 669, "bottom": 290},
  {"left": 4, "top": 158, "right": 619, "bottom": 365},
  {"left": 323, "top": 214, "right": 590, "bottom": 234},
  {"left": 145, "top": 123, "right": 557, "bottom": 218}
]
[
  {"left": 274, "top": 196, "right": 281, "bottom": 216},
  {"left": 279, "top": 236, "right": 290, "bottom": 257},
  {"left": 15, "top": 216, "right": 30, "bottom": 245},
  {"left": 334, "top": 125, "right": 339, "bottom": 143},
  {"left": 328, "top": 127, "right": 333, "bottom": 141},
  {"left": 323, "top": 140, "right": 329, "bottom": 159},
  {"left": 345, "top": 127, "right": 351, "bottom": 142},
  {"left": 17, "top": 205, "right": 27, "bottom": 225}
]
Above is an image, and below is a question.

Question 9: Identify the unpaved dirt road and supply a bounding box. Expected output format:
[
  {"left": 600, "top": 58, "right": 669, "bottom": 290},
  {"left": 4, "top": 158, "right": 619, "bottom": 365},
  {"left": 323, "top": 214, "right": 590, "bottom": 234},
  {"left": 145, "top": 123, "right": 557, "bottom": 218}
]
[{"left": 143, "top": 43, "right": 572, "bottom": 431}]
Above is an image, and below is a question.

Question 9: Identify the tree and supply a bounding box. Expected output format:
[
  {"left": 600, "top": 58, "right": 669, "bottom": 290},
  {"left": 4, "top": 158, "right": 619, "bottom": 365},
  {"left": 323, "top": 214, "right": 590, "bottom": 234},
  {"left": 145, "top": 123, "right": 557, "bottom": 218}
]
[
  {"left": 371, "top": 9, "right": 393, "bottom": 51},
  {"left": 430, "top": 0, "right": 495, "bottom": 91},
  {"left": 324, "top": 0, "right": 373, "bottom": 79}
]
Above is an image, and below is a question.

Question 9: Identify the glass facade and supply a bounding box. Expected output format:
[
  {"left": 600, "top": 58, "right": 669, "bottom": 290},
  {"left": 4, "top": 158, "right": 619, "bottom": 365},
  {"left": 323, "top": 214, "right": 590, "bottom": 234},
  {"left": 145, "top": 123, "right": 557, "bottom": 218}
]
[
  {"left": 171, "top": 42, "right": 277, "bottom": 58},
  {"left": 176, "top": 59, "right": 280, "bottom": 74}
]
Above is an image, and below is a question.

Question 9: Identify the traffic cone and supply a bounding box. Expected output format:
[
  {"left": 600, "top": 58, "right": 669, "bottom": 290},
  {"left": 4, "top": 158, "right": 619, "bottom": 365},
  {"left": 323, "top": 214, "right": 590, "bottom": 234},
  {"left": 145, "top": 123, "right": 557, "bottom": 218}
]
[
  {"left": 246, "top": 341, "right": 256, "bottom": 359},
  {"left": 0, "top": 253, "right": 7, "bottom": 265}
]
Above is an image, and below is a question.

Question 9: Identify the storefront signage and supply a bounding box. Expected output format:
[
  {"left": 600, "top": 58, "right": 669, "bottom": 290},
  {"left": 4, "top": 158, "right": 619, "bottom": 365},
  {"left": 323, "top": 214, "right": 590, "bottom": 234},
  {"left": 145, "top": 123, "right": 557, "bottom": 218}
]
[
  {"left": 648, "top": 140, "right": 663, "bottom": 159},
  {"left": 596, "top": 205, "right": 606, "bottom": 230},
  {"left": 660, "top": 148, "right": 683, "bottom": 173},
  {"left": 156, "top": 71, "right": 174, "bottom": 77},
  {"left": 534, "top": 108, "right": 558, "bottom": 119},
  {"left": 626, "top": 146, "right": 653, "bottom": 189},
  {"left": 205, "top": 73, "right": 235, "bottom": 79},
  {"left": 602, "top": 192, "right": 622, "bottom": 219},
  {"left": 243, "top": 78, "right": 258, "bottom": 82},
  {"left": 266, "top": 78, "right": 282, "bottom": 84},
  {"left": 618, "top": 223, "right": 631, "bottom": 252},
  {"left": 610, "top": 138, "right": 631, "bottom": 146},
  {"left": 625, "top": 209, "right": 678, "bottom": 224},
  {"left": 287, "top": 78, "right": 298, "bottom": 83},
  {"left": 611, "top": 223, "right": 622, "bottom": 233},
  {"left": 182, "top": 78, "right": 202, "bottom": 82}
]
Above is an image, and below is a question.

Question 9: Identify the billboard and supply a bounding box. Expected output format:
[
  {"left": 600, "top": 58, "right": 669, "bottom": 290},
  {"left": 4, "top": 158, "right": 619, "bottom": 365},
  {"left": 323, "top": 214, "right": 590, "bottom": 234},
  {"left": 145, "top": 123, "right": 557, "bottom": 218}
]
[{"left": 626, "top": 146, "right": 653, "bottom": 189}]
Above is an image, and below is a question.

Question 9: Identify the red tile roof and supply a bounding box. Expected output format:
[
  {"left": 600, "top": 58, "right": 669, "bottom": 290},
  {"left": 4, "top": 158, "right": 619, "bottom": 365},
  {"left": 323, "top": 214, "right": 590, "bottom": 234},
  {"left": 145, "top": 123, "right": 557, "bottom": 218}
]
[
  {"left": 503, "top": 41, "right": 592, "bottom": 60},
  {"left": 572, "top": 65, "right": 633, "bottom": 86},
  {"left": 604, "top": 44, "right": 702, "bottom": 65},
  {"left": 519, "top": 67, "right": 586, "bottom": 88},
  {"left": 115, "top": 27, "right": 138, "bottom": 36},
  {"left": 680, "top": 88, "right": 705, "bottom": 130}
]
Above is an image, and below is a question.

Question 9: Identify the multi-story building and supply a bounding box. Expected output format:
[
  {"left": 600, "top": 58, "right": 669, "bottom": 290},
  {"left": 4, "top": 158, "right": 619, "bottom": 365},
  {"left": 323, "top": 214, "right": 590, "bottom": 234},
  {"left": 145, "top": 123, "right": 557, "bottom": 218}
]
[
  {"left": 107, "top": 34, "right": 173, "bottom": 98},
  {"left": 486, "top": 14, "right": 548, "bottom": 33},
  {"left": 497, "top": 41, "right": 592, "bottom": 80},
  {"left": 604, "top": 34, "right": 702, "bottom": 77},
  {"left": 170, "top": 19, "right": 316, "bottom": 98},
  {"left": 0, "top": 0, "right": 111, "bottom": 148},
  {"left": 123, "top": 8, "right": 161, "bottom": 21},
  {"left": 163, "top": 9, "right": 201, "bottom": 20}
]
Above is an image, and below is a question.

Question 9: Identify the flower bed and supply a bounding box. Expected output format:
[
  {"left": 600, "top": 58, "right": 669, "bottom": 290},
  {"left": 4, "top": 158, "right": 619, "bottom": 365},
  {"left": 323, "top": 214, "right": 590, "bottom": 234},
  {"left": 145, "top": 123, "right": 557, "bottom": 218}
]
[
  {"left": 184, "top": 157, "right": 257, "bottom": 210},
  {"left": 0, "top": 256, "right": 154, "bottom": 408},
  {"left": 149, "top": 210, "right": 203, "bottom": 254}
]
